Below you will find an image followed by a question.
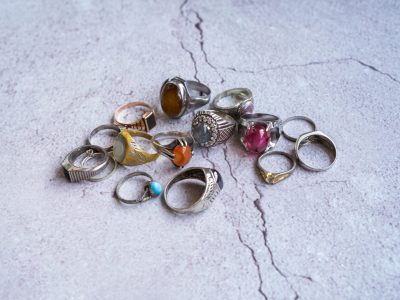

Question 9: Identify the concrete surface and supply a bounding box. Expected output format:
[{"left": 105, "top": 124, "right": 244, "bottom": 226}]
[{"left": 1, "top": 0, "right": 399, "bottom": 299}]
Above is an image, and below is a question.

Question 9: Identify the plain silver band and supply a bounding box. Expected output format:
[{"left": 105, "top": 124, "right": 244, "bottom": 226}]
[
  {"left": 88, "top": 124, "right": 121, "bottom": 152},
  {"left": 115, "top": 172, "right": 154, "bottom": 204},
  {"left": 257, "top": 151, "right": 297, "bottom": 184},
  {"left": 238, "top": 113, "right": 282, "bottom": 152},
  {"left": 163, "top": 167, "right": 223, "bottom": 214},
  {"left": 81, "top": 154, "right": 118, "bottom": 182},
  {"left": 62, "top": 145, "right": 109, "bottom": 182},
  {"left": 211, "top": 88, "right": 253, "bottom": 118},
  {"left": 282, "top": 116, "right": 317, "bottom": 142},
  {"left": 185, "top": 80, "right": 211, "bottom": 110},
  {"left": 295, "top": 131, "right": 337, "bottom": 172}
]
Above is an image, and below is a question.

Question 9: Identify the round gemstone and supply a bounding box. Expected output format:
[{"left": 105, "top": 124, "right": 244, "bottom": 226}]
[
  {"left": 161, "top": 83, "right": 183, "bottom": 118},
  {"left": 243, "top": 124, "right": 270, "bottom": 153},
  {"left": 172, "top": 145, "right": 192, "bottom": 167},
  {"left": 149, "top": 181, "right": 163, "bottom": 197},
  {"left": 192, "top": 122, "right": 212, "bottom": 145}
]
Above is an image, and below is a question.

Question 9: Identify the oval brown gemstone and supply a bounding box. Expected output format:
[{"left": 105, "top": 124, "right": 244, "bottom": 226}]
[{"left": 161, "top": 83, "right": 183, "bottom": 118}]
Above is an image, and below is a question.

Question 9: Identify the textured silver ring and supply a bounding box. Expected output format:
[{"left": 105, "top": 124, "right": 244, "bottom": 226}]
[
  {"left": 163, "top": 167, "right": 223, "bottom": 214},
  {"left": 88, "top": 124, "right": 121, "bottom": 152},
  {"left": 115, "top": 172, "right": 163, "bottom": 204},
  {"left": 160, "top": 76, "right": 211, "bottom": 118},
  {"left": 62, "top": 145, "right": 109, "bottom": 182},
  {"left": 80, "top": 153, "right": 118, "bottom": 182},
  {"left": 257, "top": 151, "right": 297, "bottom": 184},
  {"left": 191, "top": 110, "right": 236, "bottom": 147},
  {"left": 238, "top": 113, "right": 282, "bottom": 153},
  {"left": 282, "top": 116, "right": 316, "bottom": 142},
  {"left": 210, "top": 88, "right": 254, "bottom": 119},
  {"left": 295, "top": 131, "right": 337, "bottom": 172}
]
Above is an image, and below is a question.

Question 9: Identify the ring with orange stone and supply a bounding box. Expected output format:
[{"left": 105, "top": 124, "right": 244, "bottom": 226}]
[{"left": 152, "top": 131, "right": 194, "bottom": 168}]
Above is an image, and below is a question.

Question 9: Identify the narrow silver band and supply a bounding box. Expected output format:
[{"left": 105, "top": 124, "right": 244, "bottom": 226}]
[
  {"left": 62, "top": 145, "right": 109, "bottom": 182},
  {"left": 295, "top": 131, "right": 337, "bottom": 172},
  {"left": 115, "top": 172, "right": 154, "bottom": 204},
  {"left": 81, "top": 153, "right": 118, "bottom": 182},
  {"left": 163, "top": 167, "right": 223, "bottom": 214},
  {"left": 211, "top": 88, "right": 253, "bottom": 119},
  {"left": 282, "top": 116, "right": 317, "bottom": 142},
  {"left": 88, "top": 124, "right": 121, "bottom": 152},
  {"left": 257, "top": 151, "right": 297, "bottom": 184}
]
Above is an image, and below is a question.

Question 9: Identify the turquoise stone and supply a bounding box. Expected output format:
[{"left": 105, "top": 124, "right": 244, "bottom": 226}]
[{"left": 149, "top": 181, "right": 163, "bottom": 197}]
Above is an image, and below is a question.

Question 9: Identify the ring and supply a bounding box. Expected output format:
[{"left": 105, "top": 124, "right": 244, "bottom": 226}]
[
  {"left": 282, "top": 116, "right": 317, "bottom": 142},
  {"left": 257, "top": 151, "right": 297, "bottom": 184},
  {"left": 113, "top": 101, "right": 156, "bottom": 131},
  {"left": 152, "top": 131, "right": 194, "bottom": 167},
  {"left": 88, "top": 124, "right": 121, "bottom": 152},
  {"left": 191, "top": 110, "right": 236, "bottom": 147},
  {"left": 295, "top": 131, "right": 337, "bottom": 172},
  {"left": 113, "top": 129, "right": 160, "bottom": 166},
  {"left": 238, "top": 113, "right": 282, "bottom": 153},
  {"left": 163, "top": 167, "right": 223, "bottom": 214},
  {"left": 115, "top": 172, "right": 163, "bottom": 204},
  {"left": 160, "top": 76, "right": 211, "bottom": 118},
  {"left": 80, "top": 153, "right": 118, "bottom": 182},
  {"left": 210, "top": 88, "right": 254, "bottom": 119},
  {"left": 62, "top": 145, "right": 109, "bottom": 182}
]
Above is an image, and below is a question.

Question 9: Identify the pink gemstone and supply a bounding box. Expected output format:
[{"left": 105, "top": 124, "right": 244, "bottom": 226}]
[{"left": 243, "top": 124, "right": 270, "bottom": 153}]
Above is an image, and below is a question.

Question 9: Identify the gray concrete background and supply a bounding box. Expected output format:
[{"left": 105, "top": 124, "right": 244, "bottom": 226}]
[{"left": 1, "top": 0, "right": 399, "bottom": 299}]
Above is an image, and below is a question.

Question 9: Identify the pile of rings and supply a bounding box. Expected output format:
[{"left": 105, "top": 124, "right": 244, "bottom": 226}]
[{"left": 62, "top": 76, "right": 337, "bottom": 214}]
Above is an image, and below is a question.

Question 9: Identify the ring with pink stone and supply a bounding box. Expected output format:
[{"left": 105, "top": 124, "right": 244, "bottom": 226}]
[{"left": 238, "top": 113, "right": 282, "bottom": 154}]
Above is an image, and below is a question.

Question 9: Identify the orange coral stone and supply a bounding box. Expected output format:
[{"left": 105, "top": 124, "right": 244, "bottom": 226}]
[
  {"left": 161, "top": 84, "right": 183, "bottom": 118},
  {"left": 172, "top": 145, "right": 192, "bottom": 167}
]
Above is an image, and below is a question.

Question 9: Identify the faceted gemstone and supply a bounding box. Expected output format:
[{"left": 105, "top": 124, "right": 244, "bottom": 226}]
[
  {"left": 192, "top": 123, "right": 211, "bottom": 145},
  {"left": 161, "top": 83, "right": 183, "bottom": 118},
  {"left": 149, "top": 181, "right": 163, "bottom": 197},
  {"left": 243, "top": 124, "right": 270, "bottom": 153},
  {"left": 172, "top": 145, "right": 192, "bottom": 167},
  {"left": 238, "top": 101, "right": 254, "bottom": 116}
]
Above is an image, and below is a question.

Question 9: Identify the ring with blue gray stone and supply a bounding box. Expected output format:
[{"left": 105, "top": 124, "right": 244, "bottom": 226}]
[{"left": 115, "top": 171, "right": 163, "bottom": 204}]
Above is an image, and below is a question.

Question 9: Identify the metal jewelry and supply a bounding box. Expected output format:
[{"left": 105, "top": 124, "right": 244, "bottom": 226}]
[
  {"left": 62, "top": 145, "right": 109, "bottom": 182},
  {"left": 163, "top": 167, "right": 223, "bottom": 214},
  {"left": 88, "top": 124, "right": 121, "bottom": 152},
  {"left": 115, "top": 172, "right": 163, "bottom": 204},
  {"left": 282, "top": 116, "right": 317, "bottom": 142},
  {"left": 238, "top": 113, "right": 282, "bottom": 153},
  {"left": 160, "top": 76, "right": 211, "bottom": 118},
  {"left": 191, "top": 110, "right": 236, "bottom": 147},
  {"left": 295, "top": 131, "right": 337, "bottom": 172},
  {"left": 257, "top": 151, "right": 297, "bottom": 184},
  {"left": 113, "top": 101, "right": 156, "bottom": 131},
  {"left": 80, "top": 152, "right": 118, "bottom": 182},
  {"left": 210, "top": 88, "right": 254, "bottom": 119}
]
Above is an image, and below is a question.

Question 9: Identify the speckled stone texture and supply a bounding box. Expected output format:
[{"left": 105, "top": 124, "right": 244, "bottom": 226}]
[{"left": 1, "top": 0, "right": 399, "bottom": 299}]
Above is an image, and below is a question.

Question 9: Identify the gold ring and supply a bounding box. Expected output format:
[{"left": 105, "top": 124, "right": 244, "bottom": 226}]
[
  {"left": 113, "top": 101, "right": 156, "bottom": 132},
  {"left": 113, "top": 129, "right": 160, "bottom": 166}
]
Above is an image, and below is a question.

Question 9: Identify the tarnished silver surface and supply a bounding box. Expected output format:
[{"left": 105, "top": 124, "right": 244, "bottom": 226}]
[
  {"left": 295, "top": 130, "right": 337, "bottom": 172},
  {"left": 80, "top": 153, "right": 118, "bottom": 182},
  {"left": 160, "top": 76, "right": 211, "bottom": 118},
  {"left": 115, "top": 172, "right": 155, "bottom": 204},
  {"left": 61, "top": 145, "right": 109, "bottom": 182},
  {"left": 88, "top": 124, "right": 121, "bottom": 152},
  {"left": 257, "top": 151, "right": 297, "bottom": 184},
  {"left": 282, "top": 116, "right": 317, "bottom": 142},
  {"left": 163, "top": 167, "right": 223, "bottom": 214},
  {"left": 210, "top": 88, "right": 254, "bottom": 119},
  {"left": 191, "top": 110, "right": 236, "bottom": 147}
]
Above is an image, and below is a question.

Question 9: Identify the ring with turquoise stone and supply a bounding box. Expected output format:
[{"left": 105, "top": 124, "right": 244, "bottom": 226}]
[{"left": 115, "top": 171, "right": 163, "bottom": 204}]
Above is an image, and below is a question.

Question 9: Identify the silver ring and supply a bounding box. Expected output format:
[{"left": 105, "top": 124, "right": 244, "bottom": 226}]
[
  {"left": 115, "top": 172, "right": 163, "bottom": 204},
  {"left": 88, "top": 124, "right": 121, "bottom": 152},
  {"left": 282, "top": 116, "right": 317, "bottom": 142},
  {"left": 62, "top": 145, "right": 109, "bottom": 182},
  {"left": 160, "top": 76, "right": 211, "bottom": 118},
  {"left": 257, "top": 151, "right": 297, "bottom": 184},
  {"left": 151, "top": 131, "right": 194, "bottom": 167},
  {"left": 210, "top": 88, "right": 254, "bottom": 119},
  {"left": 163, "top": 167, "right": 223, "bottom": 214},
  {"left": 238, "top": 113, "right": 282, "bottom": 153},
  {"left": 295, "top": 131, "right": 337, "bottom": 172},
  {"left": 191, "top": 110, "right": 236, "bottom": 147},
  {"left": 80, "top": 153, "right": 118, "bottom": 182}
]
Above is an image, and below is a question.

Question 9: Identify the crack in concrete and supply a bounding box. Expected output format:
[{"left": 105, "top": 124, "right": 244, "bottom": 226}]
[
  {"left": 237, "top": 230, "right": 268, "bottom": 300},
  {"left": 200, "top": 148, "right": 216, "bottom": 169},
  {"left": 179, "top": 41, "right": 200, "bottom": 82},
  {"left": 253, "top": 184, "right": 300, "bottom": 300},
  {"left": 222, "top": 145, "right": 239, "bottom": 186}
]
